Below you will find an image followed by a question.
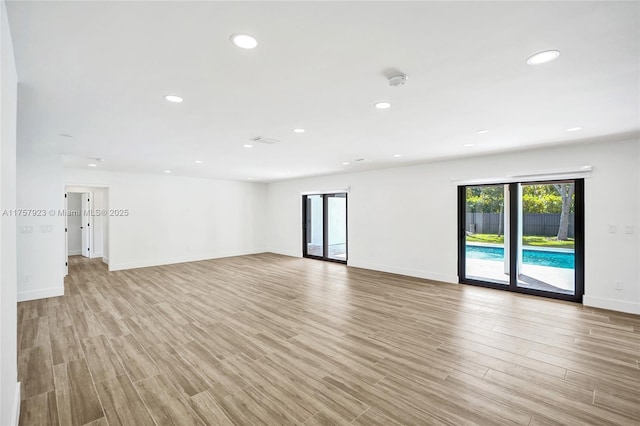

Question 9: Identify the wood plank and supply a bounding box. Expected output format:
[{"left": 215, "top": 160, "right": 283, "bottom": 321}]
[
  {"left": 109, "top": 334, "right": 160, "bottom": 382},
  {"left": 19, "top": 391, "right": 59, "bottom": 426},
  {"left": 19, "top": 345, "right": 54, "bottom": 399},
  {"left": 54, "top": 359, "right": 104, "bottom": 426},
  {"left": 95, "top": 375, "right": 155, "bottom": 426},
  {"left": 80, "top": 335, "right": 124, "bottom": 383},
  {"left": 134, "top": 374, "right": 205, "bottom": 426}
]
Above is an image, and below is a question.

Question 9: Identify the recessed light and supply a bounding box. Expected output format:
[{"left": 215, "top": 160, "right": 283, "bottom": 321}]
[
  {"left": 194, "top": 160, "right": 203, "bottom": 164},
  {"left": 342, "top": 162, "right": 350, "bottom": 166},
  {"left": 464, "top": 143, "right": 475, "bottom": 147},
  {"left": 164, "top": 95, "right": 183, "bottom": 103},
  {"left": 393, "top": 154, "right": 402, "bottom": 158},
  {"left": 477, "top": 129, "right": 489, "bottom": 134},
  {"left": 526, "top": 50, "right": 560, "bottom": 65},
  {"left": 566, "top": 127, "right": 583, "bottom": 132},
  {"left": 243, "top": 144, "right": 253, "bottom": 148},
  {"left": 247, "top": 177, "right": 254, "bottom": 180},
  {"left": 164, "top": 170, "right": 172, "bottom": 173},
  {"left": 88, "top": 164, "right": 97, "bottom": 167},
  {"left": 230, "top": 33, "right": 258, "bottom": 49},
  {"left": 374, "top": 102, "right": 391, "bottom": 109},
  {"left": 293, "top": 128, "right": 305, "bottom": 133}
]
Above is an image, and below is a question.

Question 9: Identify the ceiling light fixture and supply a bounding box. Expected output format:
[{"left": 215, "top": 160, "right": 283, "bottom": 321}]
[
  {"left": 342, "top": 162, "right": 350, "bottom": 165},
  {"left": 374, "top": 101, "right": 391, "bottom": 109},
  {"left": 164, "top": 95, "right": 183, "bottom": 103},
  {"left": 566, "top": 127, "right": 583, "bottom": 132},
  {"left": 88, "top": 164, "right": 97, "bottom": 167},
  {"left": 194, "top": 160, "right": 203, "bottom": 164},
  {"left": 293, "top": 128, "right": 305, "bottom": 133},
  {"left": 393, "top": 154, "right": 402, "bottom": 158},
  {"left": 247, "top": 177, "right": 254, "bottom": 180},
  {"left": 464, "top": 143, "right": 475, "bottom": 147},
  {"left": 243, "top": 144, "right": 253, "bottom": 148},
  {"left": 164, "top": 170, "right": 172, "bottom": 173},
  {"left": 526, "top": 50, "right": 560, "bottom": 65},
  {"left": 230, "top": 33, "right": 258, "bottom": 49},
  {"left": 477, "top": 129, "right": 489, "bottom": 134}
]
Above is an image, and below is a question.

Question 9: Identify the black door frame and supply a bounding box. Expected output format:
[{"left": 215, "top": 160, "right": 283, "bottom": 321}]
[
  {"left": 458, "top": 179, "right": 584, "bottom": 303},
  {"left": 302, "top": 193, "right": 348, "bottom": 264}
]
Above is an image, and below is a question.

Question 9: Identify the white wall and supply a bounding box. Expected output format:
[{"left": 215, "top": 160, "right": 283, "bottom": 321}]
[
  {"left": 0, "top": 0, "right": 19, "bottom": 423},
  {"left": 267, "top": 138, "right": 640, "bottom": 315},
  {"left": 16, "top": 148, "right": 65, "bottom": 302},
  {"left": 66, "top": 193, "right": 82, "bottom": 255},
  {"left": 64, "top": 169, "right": 268, "bottom": 271}
]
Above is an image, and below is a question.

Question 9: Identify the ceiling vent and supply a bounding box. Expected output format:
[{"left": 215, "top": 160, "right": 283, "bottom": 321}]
[{"left": 251, "top": 136, "right": 280, "bottom": 144}]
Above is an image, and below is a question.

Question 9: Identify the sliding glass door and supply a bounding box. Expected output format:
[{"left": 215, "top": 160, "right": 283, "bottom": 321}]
[
  {"left": 303, "top": 193, "right": 347, "bottom": 263},
  {"left": 459, "top": 180, "right": 583, "bottom": 302}
]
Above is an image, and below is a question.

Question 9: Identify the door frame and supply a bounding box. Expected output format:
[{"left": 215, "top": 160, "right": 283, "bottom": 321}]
[
  {"left": 458, "top": 179, "right": 584, "bottom": 303},
  {"left": 302, "top": 192, "right": 348, "bottom": 264}
]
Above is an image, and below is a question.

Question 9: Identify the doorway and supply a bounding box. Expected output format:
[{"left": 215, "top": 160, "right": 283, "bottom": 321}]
[
  {"left": 302, "top": 193, "right": 347, "bottom": 263},
  {"left": 458, "top": 179, "right": 584, "bottom": 302},
  {"left": 64, "top": 185, "right": 110, "bottom": 276}
]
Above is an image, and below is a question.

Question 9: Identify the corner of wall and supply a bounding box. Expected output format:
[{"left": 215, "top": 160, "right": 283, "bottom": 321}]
[{"left": 10, "top": 382, "right": 20, "bottom": 426}]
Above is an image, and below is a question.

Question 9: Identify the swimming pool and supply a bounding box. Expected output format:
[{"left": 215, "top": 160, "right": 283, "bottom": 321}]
[{"left": 466, "top": 245, "right": 574, "bottom": 269}]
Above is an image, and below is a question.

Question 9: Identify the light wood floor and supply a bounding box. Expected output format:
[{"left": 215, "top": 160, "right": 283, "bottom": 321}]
[{"left": 18, "top": 253, "right": 640, "bottom": 425}]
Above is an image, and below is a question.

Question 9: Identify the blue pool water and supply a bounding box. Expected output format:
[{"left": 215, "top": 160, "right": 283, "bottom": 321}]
[{"left": 466, "top": 245, "right": 574, "bottom": 269}]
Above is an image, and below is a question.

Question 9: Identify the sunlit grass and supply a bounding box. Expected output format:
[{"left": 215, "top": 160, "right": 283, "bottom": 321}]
[{"left": 466, "top": 234, "right": 575, "bottom": 249}]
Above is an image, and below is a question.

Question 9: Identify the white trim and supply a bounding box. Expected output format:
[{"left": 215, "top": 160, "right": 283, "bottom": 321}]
[
  {"left": 583, "top": 295, "right": 640, "bottom": 315},
  {"left": 347, "top": 259, "right": 458, "bottom": 284},
  {"left": 268, "top": 248, "right": 302, "bottom": 258},
  {"left": 18, "top": 286, "right": 64, "bottom": 302},
  {"left": 11, "top": 382, "right": 20, "bottom": 426},
  {"left": 453, "top": 165, "right": 592, "bottom": 185},
  {"left": 301, "top": 187, "right": 349, "bottom": 195},
  {"left": 101, "top": 256, "right": 109, "bottom": 265},
  {"left": 108, "top": 249, "right": 268, "bottom": 271},
  {"left": 67, "top": 249, "right": 82, "bottom": 256}
]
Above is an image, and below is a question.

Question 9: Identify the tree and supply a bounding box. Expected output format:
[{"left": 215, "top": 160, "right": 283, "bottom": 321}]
[{"left": 554, "top": 183, "right": 575, "bottom": 240}]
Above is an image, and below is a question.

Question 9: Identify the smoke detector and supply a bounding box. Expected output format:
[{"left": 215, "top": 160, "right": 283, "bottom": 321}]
[{"left": 388, "top": 73, "right": 408, "bottom": 87}]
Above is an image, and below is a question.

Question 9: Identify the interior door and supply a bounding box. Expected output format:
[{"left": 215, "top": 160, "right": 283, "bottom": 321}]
[{"left": 81, "top": 192, "right": 91, "bottom": 258}]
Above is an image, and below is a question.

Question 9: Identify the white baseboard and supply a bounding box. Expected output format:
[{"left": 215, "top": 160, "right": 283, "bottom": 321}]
[
  {"left": 91, "top": 252, "right": 103, "bottom": 258},
  {"left": 102, "top": 256, "right": 109, "bottom": 265},
  {"left": 268, "top": 248, "right": 302, "bottom": 258},
  {"left": 347, "top": 259, "right": 458, "bottom": 284},
  {"left": 108, "top": 249, "right": 269, "bottom": 271},
  {"left": 11, "top": 382, "right": 20, "bottom": 426},
  {"left": 18, "top": 286, "right": 64, "bottom": 302},
  {"left": 67, "top": 249, "right": 81, "bottom": 255},
  {"left": 583, "top": 295, "right": 640, "bottom": 315}
]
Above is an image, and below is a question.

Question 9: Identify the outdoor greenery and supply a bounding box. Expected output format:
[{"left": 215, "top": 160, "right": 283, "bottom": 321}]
[
  {"left": 466, "top": 185, "right": 575, "bottom": 214},
  {"left": 466, "top": 183, "right": 575, "bottom": 240},
  {"left": 466, "top": 233, "right": 575, "bottom": 249}
]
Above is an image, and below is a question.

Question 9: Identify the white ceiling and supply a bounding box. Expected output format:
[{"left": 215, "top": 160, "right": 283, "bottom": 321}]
[{"left": 6, "top": 1, "right": 640, "bottom": 182}]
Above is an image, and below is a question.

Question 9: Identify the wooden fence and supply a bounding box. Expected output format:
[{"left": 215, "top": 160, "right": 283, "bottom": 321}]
[{"left": 466, "top": 213, "right": 574, "bottom": 237}]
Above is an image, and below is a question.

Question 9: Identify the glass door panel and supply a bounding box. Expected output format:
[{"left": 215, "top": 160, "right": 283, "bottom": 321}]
[
  {"left": 517, "top": 182, "right": 576, "bottom": 295},
  {"left": 464, "top": 184, "right": 509, "bottom": 285},
  {"left": 305, "top": 195, "right": 324, "bottom": 258},
  {"left": 303, "top": 193, "right": 347, "bottom": 263},
  {"left": 327, "top": 194, "right": 347, "bottom": 261}
]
